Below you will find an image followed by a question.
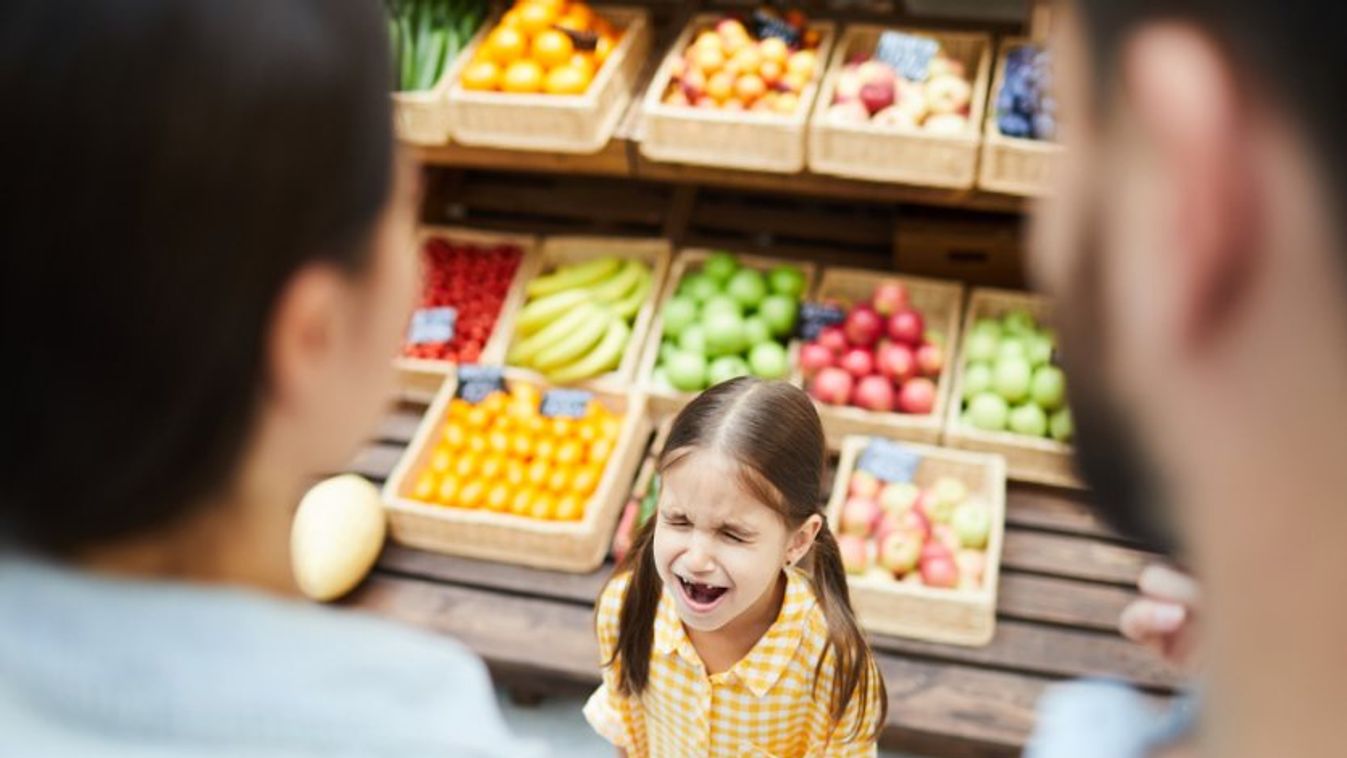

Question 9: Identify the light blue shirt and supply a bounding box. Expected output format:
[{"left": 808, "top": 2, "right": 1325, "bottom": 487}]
[
  {"left": 0, "top": 556, "right": 547, "bottom": 757},
  {"left": 1026, "top": 679, "right": 1198, "bottom": 758}
]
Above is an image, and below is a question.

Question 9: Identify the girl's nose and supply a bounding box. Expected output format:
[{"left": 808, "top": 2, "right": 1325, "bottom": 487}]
[{"left": 684, "top": 536, "right": 717, "bottom": 573}]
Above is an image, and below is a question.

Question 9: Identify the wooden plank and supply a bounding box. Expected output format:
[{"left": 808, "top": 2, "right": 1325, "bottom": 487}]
[
  {"left": 996, "top": 571, "right": 1134, "bottom": 631},
  {"left": 373, "top": 404, "right": 426, "bottom": 445},
  {"left": 347, "top": 443, "right": 404, "bottom": 484},
  {"left": 1001, "top": 530, "right": 1150, "bottom": 586},
  {"left": 411, "top": 139, "right": 632, "bottom": 178},
  {"left": 1005, "top": 485, "right": 1117, "bottom": 538}
]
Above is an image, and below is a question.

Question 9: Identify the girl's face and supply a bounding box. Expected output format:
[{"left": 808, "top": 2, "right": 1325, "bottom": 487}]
[{"left": 653, "top": 449, "right": 819, "bottom": 632}]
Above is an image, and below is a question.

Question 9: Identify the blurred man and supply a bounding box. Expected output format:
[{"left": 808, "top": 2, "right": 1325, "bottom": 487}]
[{"left": 1028, "top": 2, "right": 1347, "bottom": 756}]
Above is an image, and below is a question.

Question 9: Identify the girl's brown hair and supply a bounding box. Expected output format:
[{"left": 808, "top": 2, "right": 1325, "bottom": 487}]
[{"left": 604, "top": 377, "right": 887, "bottom": 743}]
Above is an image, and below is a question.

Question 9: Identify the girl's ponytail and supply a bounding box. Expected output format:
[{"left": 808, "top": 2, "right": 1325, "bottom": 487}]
[
  {"left": 605, "top": 514, "right": 662, "bottom": 697},
  {"left": 809, "top": 519, "right": 887, "bottom": 743}
]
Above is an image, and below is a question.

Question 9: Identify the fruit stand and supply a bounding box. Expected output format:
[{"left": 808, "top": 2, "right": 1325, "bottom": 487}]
[{"left": 341, "top": 1, "right": 1177, "bottom": 755}]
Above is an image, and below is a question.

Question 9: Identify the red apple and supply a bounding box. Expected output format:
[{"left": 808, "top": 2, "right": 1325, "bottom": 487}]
[
  {"left": 857, "top": 60, "right": 897, "bottom": 87},
  {"left": 875, "top": 342, "right": 916, "bottom": 383},
  {"left": 920, "top": 554, "right": 960, "bottom": 589},
  {"left": 916, "top": 342, "right": 944, "bottom": 377},
  {"left": 809, "top": 367, "right": 853, "bottom": 405},
  {"left": 840, "top": 496, "right": 882, "bottom": 537},
  {"left": 848, "top": 470, "right": 881, "bottom": 500},
  {"left": 817, "top": 326, "right": 848, "bottom": 355},
  {"left": 897, "top": 377, "right": 936, "bottom": 415},
  {"left": 878, "top": 481, "right": 920, "bottom": 515},
  {"left": 956, "top": 549, "right": 986, "bottom": 587},
  {"left": 838, "top": 534, "right": 871, "bottom": 575},
  {"left": 799, "top": 342, "right": 835, "bottom": 378},
  {"left": 878, "top": 528, "right": 924, "bottom": 575},
  {"left": 886, "top": 307, "right": 925, "bottom": 346},
  {"left": 898, "top": 507, "right": 931, "bottom": 538},
  {"left": 932, "top": 523, "right": 961, "bottom": 553},
  {"left": 871, "top": 281, "right": 910, "bottom": 316},
  {"left": 859, "top": 80, "right": 895, "bottom": 115},
  {"left": 843, "top": 305, "right": 883, "bottom": 347},
  {"left": 839, "top": 347, "right": 875, "bottom": 379},
  {"left": 852, "top": 375, "right": 895, "bottom": 412}
]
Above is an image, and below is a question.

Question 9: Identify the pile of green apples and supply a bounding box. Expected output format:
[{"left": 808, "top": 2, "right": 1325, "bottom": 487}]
[
  {"left": 652, "top": 252, "right": 807, "bottom": 393},
  {"left": 959, "top": 309, "right": 1073, "bottom": 442}
]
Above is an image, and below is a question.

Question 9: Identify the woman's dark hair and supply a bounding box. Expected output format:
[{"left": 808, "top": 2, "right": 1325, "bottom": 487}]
[
  {"left": 606, "top": 378, "right": 886, "bottom": 744},
  {"left": 0, "top": 0, "right": 395, "bottom": 551}
]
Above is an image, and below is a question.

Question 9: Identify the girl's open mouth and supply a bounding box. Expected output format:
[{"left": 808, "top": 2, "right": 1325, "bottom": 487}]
[{"left": 676, "top": 575, "right": 729, "bottom": 612}]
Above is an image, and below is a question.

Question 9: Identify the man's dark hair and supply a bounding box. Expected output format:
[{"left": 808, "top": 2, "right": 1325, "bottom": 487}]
[{"left": 0, "top": 0, "right": 394, "bottom": 552}]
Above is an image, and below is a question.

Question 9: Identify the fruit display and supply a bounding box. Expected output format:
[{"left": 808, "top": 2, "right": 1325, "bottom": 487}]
[
  {"left": 459, "top": 0, "right": 622, "bottom": 95},
  {"left": 650, "top": 252, "right": 808, "bottom": 393},
  {"left": 401, "top": 234, "right": 525, "bottom": 364},
  {"left": 957, "top": 307, "right": 1072, "bottom": 443},
  {"left": 994, "top": 44, "right": 1055, "bottom": 141},
  {"left": 388, "top": 0, "right": 489, "bottom": 92},
  {"left": 507, "top": 256, "right": 653, "bottom": 383},
  {"left": 834, "top": 441, "right": 996, "bottom": 592},
  {"left": 801, "top": 279, "right": 948, "bottom": 416},
  {"left": 824, "top": 32, "right": 975, "bottom": 135},
  {"left": 406, "top": 381, "right": 624, "bottom": 522},
  {"left": 659, "top": 9, "right": 823, "bottom": 115}
]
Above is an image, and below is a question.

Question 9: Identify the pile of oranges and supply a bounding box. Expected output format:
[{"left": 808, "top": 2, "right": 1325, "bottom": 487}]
[
  {"left": 460, "top": 0, "right": 620, "bottom": 96},
  {"left": 409, "top": 383, "right": 623, "bottom": 521}
]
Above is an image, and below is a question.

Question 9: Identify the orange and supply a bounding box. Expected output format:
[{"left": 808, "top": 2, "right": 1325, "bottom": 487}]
[
  {"left": 576, "top": 420, "right": 599, "bottom": 444},
  {"left": 555, "top": 493, "right": 584, "bottom": 521},
  {"left": 411, "top": 471, "right": 437, "bottom": 501},
  {"left": 442, "top": 421, "right": 468, "bottom": 449},
  {"left": 485, "top": 482, "right": 512, "bottom": 512},
  {"left": 554, "top": 439, "right": 584, "bottom": 467},
  {"left": 488, "top": 428, "right": 511, "bottom": 456},
  {"left": 499, "top": 9, "right": 523, "bottom": 29},
  {"left": 570, "top": 463, "right": 603, "bottom": 496},
  {"left": 453, "top": 451, "right": 480, "bottom": 480},
  {"left": 510, "top": 382, "right": 542, "bottom": 409},
  {"left": 503, "top": 458, "right": 528, "bottom": 489},
  {"left": 529, "top": 492, "right": 558, "bottom": 520},
  {"left": 480, "top": 391, "right": 508, "bottom": 416},
  {"left": 533, "top": 437, "right": 557, "bottom": 462},
  {"left": 429, "top": 446, "right": 452, "bottom": 474},
  {"left": 509, "top": 431, "right": 534, "bottom": 459},
  {"left": 598, "top": 415, "right": 622, "bottom": 440},
  {"left": 547, "top": 465, "right": 573, "bottom": 493},
  {"left": 447, "top": 398, "right": 472, "bottom": 418},
  {"left": 509, "top": 487, "right": 535, "bottom": 516},
  {"left": 479, "top": 454, "right": 507, "bottom": 481},
  {"left": 516, "top": 3, "right": 557, "bottom": 35},
  {"left": 595, "top": 34, "right": 616, "bottom": 64},
  {"left": 466, "top": 433, "right": 488, "bottom": 456},
  {"left": 532, "top": 29, "right": 574, "bottom": 68},
  {"left": 464, "top": 406, "right": 490, "bottom": 429},
  {"left": 483, "top": 27, "right": 527, "bottom": 65},
  {"left": 550, "top": 417, "right": 575, "bottom": 438},
  {"left": 588, "top": 437, "right": 614, "bottom": 465},
  {"left": 567, "top": 52, "right": 596, "bottom": 79},
  {"left": 501, "top": 60, "right": 545, "bottom": 93},
  {"left": 559, "top": 3, "right": 593, "bottom": 30},
  {"left": 436, "top": 474, "right": 462, "bottom": 505},
  {"left": 524, "top": 415, "right": 548, "bottom": 436},
  {"left": 458, "top": 480, "right": 487, "bottom": 509},
  {"left": 544, "top": 64, "right": 590, "bottom": 95},
  {"left": 525, "top": 459, "right": 552, "bottom": 488}
]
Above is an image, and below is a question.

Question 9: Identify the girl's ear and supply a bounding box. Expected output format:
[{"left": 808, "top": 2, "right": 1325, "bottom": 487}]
[{"left": 786, "top": 513, "right": 824, "bottom": 566}]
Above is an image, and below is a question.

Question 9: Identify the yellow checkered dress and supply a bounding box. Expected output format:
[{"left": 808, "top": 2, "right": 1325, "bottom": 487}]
[{"left": 584, "top": 568, "right": 882, "bottom": 757}]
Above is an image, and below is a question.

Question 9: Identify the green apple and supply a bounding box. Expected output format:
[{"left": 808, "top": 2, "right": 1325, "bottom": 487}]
[
  {"left": 1049, "top": 408, "right": 1074, "bottom": 443},
  {"left": 993, "top": 356, "right": 1032, "bottom": 403},
  {"left": 708, "top": 355, "right": 751, "bottom": 386},
  {"left": 679, "top": 273, "right": 720, "bottom": 303},
  {"left": 997, "top": 337, "right": 1027, "bottom": 363},
  {"left": 757, "top": 294, "right": 798, "bottom": 338},
  {"left": 965, "top": 331, "right": 1000, "bottom": 364},
  {"left": 1008, "top": 402, "right": 1049, "bottom": 437},
  {"left": 651, "top": 367, "right": 675, "bottom": 393},
  {"left": 702, "top": 294, "right": 741, "bottom": 318},
  {"left": 968, "top": 392, "right": 1009, "bottom": 431},
  {"left": 661, "top": 296, "right": 698, "bottom": 339},
  {"left": 678, "top": 323, "right": 707, "bottom": 355},
  {"left": 702, "top": 251, "right": 740, "bottom": 284},
  {"left": 703, "top": 310, "right": 747, "bottom": 357},
  {"left": 658, "top": 339, "right": 679, "bottom": 366},
  {"left": 930, "top": 477, "right": 968, "bottom": 523},
  {"left": 666, "top": 350, "right": 708, "bottom": 392},
  {"left": 963, "top": 363, "right": 993, "bottom": 400},
  {"left": 1025, "top": 333, "right": 1054, "bottom": 368},
  {"left": 971, "top": 318, "right": 1002, "bottom": 339},
  {"left": 951, "top": 501, "right": 991, "bottom": 549},
  {"left": 743, "top": 315, "right": 772, "bottom": 347},
  {"left": 1001, "top": 308, "right": 1037, "bottom": 337},
  {"left": 1030, "top": 365, "right": 1067, "bottom": 411},
  {"left": 748, "top": 341, "right": 788, "bottom": 379},
  {"left": 727, "top": 268, "right": 768, "bottom": 310},
  {"left": 768, "top": 265, "right": 806, "bottom": 299}
]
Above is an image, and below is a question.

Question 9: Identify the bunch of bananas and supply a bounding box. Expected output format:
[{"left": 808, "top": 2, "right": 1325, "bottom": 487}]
[{"left": 508, "top": 257, "right": 651, "bottom": 383}]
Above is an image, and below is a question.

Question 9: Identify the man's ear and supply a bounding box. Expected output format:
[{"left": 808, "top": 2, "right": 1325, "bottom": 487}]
[
  {"left": 1122, "top": 23, "right": 1260, "bottom": 350},
  {"left": 787, "top": 514, "right": 824, "bottom": 566},
  {"left": 267, "top": 263, "right": 347, "bottom": 409}
]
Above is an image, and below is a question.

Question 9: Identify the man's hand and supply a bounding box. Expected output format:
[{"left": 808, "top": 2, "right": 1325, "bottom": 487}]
[{"left": 1119, "top": 564, "right": 1200, "bottom": 668}]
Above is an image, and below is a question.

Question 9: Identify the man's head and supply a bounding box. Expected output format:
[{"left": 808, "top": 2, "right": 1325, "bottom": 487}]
[{"left": 1032, "top": 1, "right": 1347, "bottom": 555}]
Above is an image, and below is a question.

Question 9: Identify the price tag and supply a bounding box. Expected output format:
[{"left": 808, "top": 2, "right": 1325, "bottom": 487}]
[
  {"left": 541, "top": 388, "right": 594, "bottom": 419},
  {"left": 797, "top": 302, "right": 847, "bottom": 341},
  {"left": 856, "top": 438, "right": 922, "bottom": 483},
  {"left": 874, "top": 31, "right": 940, "bottom": 82},
  {"left": 407, "top": 306, "right": 456, "bottom": 346},
  {"left": 455, "top": 365, "right": 505, "bottom": 404}
]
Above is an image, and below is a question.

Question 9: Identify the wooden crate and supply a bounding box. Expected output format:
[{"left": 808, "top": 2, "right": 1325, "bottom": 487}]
[
  {"left": 893, "top": 214, "right": 1025, "bottom": 289},
  {"left": 807, "top": 267, "right": 965, "bottom": 447},
  {"left": 446, "top": 7, "right": 651, "bottom": 154},
  {"left": 394, "top": 226, "right": 541, "bottom": 403},
  {"left": 382, "top": 369, "right": 652, "bottom": 572},
  {"left": 505, "top": 235, "right": 672, "bottom": 394},
  {"left": 635, "top": 248, "right": 817, "bottom": 417},
  {"left": 392, "top": 16, "right": 495, "bottom": 145},
  {"left": 638, "top": 15, "right": 837, "bottom": 173},
  {"left": 827, "top": 435, "right": 1006, "bottom": 646},
  {"left": 807, "top": 25, "right": 992, "bottom": 189},
  {"left": 943, "top": 288, "right": 1083, "bottom": 488},
  {"left": 977, "top": 37, "right": 1063, "bottom": 197}
]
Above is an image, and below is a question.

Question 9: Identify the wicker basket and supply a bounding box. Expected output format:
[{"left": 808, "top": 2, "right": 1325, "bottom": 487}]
[
  {"left": 638, "top": 15, "right": 837, "bottom": 173},
  {"left": 505, "top": 236, "right": 672, "bottom": 394},
  {"left": 807, "top": 25, "right": 992, "bottom": 188},
  {"left": 392, "top": 17, "right": 494, "bottom": 145},
  {"left": 977, "top": 37, "right": 1063, "bottom": 197},
  {"left": 807, "top": 267, "right": 965, "bottom": 447},
  {"left": 827, "top": 435, "right": 1006, "bottom": 646},
  {"left": 635, "top": 248, "right": 817, "bottom": 417},
  {"left": 445, "top": 7, "right": 651, "bottom": 154},
  {"left": 382, "top": 369, "right": 652, "bottom": 572},
  {"left": 394, "top": 226, "right": 541, "bottom": 403},
  {"left": 943, "top": 288, "right": 1082, "bottom": 488}
]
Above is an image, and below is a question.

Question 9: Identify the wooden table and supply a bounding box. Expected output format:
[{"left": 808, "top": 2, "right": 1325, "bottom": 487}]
[{"left": 345, "top": 402, "right": 1179, "bottom": 757}]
